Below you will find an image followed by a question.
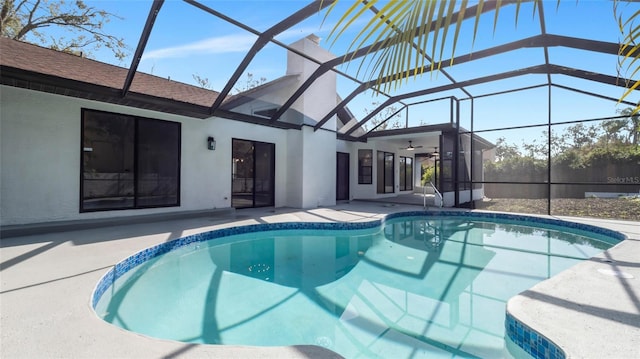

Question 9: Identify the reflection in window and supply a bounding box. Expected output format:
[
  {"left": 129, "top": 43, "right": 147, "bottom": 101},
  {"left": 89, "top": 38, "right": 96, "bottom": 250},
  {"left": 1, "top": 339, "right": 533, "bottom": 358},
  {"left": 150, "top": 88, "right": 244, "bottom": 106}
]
[
  {"left": 358, "top": 149, "right": 372, "bottom": 184},
  {"left": 399, "top": 156, "right": 413, "bottom": 191},
  {"left": 81, "top": 109, "right": 180, "bottom": 211},
  {"left": 377, "top": 151, "right": 394, "bottom": 194},
  {"left": 232, "top": 138, "right": 275, "bottom": 208}
]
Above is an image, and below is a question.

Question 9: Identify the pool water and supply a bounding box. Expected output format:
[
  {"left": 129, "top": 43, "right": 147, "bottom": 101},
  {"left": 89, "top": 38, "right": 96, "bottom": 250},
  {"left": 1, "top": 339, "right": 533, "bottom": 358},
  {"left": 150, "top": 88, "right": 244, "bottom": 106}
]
[{"left": 95, "top": 216, "right": 616, "bottom": 358}]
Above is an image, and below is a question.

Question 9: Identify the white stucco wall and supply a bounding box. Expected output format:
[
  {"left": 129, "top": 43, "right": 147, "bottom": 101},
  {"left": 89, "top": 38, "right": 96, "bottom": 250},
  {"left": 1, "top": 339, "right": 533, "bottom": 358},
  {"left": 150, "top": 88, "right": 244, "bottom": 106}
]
[
  {"left": 6, "top": 34, "right": 467, "bottom": 224},
  {"left": 442, "top": 192, "right": 456, "bottom": 207},
  {"left": 285, "top": 129, "right": 304, "bottom": 208},
  {"left": 287, "top": 35, "right": 337, "bottom": 130},
  {"left": 335, "top": 140, "right": 352, "bottom": 154},
  {"left": 0, "top": 86, "right": 290, "bottom": 226},
  {"left": 348, "top": 140, "right": 416, "bottom": 201},
  {"left": 350, "top": 142, "right": 377, "bottom": 200},
  {"left": 285, "top": 126, "right": 338, "bottom": 208},
  {"left": 1, "top": 86, "right": 80, "bottom": 224},
  {"left": 300, "top": 126, "right": 336, "bottom": 208}
]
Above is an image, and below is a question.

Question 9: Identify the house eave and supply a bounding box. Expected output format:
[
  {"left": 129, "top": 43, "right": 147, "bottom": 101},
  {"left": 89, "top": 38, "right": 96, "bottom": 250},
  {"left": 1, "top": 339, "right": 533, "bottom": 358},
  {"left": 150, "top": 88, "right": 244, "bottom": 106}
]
[{"left": 1, "top": 66, "right": 303, "bottom": 130}]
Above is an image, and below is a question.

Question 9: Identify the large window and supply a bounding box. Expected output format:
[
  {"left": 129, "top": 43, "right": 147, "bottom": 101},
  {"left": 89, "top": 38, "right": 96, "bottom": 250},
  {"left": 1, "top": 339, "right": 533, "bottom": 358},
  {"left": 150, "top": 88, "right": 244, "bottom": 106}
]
[
  {"left": 377, "top": 151, "right": 394, "bottom": 194},
  {"left": 81, "top": 109, "right": 180, "bottom": 212},
  {"left": 358, "top": 149, "right": 373, "bottom": 184},
  {"left": 399, "top": 156, "right": 413, "bottom": 191}
]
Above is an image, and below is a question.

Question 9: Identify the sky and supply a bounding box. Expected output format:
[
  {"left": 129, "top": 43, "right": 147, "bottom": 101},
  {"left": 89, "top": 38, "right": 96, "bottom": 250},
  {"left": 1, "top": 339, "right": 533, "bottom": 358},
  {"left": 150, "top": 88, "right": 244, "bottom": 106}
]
[{"left": 31, "top": 0, "right": 640, "bottom": 145}]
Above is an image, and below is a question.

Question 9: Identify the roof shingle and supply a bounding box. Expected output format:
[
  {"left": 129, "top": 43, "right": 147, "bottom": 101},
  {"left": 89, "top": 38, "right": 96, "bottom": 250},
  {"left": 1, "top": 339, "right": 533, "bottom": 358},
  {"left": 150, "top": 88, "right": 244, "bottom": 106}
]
[{"left": 0, "top": 37, "right": 220, "bottom": 108}]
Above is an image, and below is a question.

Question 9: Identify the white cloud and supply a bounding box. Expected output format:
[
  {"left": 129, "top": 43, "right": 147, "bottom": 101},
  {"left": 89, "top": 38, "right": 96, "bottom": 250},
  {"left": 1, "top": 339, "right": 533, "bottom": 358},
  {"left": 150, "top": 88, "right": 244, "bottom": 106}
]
[
  {"left": 142, "top": 33, "right": 257, "bottom": 60},
  {"left": 141, "top": 24, "right": 335, "bottom": 62}
]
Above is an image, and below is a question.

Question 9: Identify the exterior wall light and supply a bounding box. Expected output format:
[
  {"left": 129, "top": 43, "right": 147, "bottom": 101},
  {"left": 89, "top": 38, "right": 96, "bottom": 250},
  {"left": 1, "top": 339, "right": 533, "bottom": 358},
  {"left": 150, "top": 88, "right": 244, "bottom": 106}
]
[{"left": 207, "top": 136, "right": 216, "bottom": 151}]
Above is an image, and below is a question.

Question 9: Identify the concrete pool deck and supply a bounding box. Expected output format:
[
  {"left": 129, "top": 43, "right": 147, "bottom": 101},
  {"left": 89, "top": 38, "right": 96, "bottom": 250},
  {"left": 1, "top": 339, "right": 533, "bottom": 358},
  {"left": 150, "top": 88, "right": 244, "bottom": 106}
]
[{"left": 1, "top": 202, "right": 638, "bottom": 358}]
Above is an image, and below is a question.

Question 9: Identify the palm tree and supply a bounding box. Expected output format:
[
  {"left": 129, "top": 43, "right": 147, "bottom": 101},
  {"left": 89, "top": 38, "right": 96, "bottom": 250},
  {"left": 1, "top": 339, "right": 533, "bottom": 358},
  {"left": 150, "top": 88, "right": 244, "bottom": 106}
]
[{"left": 324, "top": 0, "right": 639, "bottom": 113}]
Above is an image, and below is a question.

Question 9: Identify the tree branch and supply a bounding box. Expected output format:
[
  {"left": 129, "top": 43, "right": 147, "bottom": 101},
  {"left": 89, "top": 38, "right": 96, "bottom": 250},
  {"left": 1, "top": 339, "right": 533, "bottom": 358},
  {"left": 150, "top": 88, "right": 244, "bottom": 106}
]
[{"left": 5, "top": 0, "right": 127, "bottom": 60}]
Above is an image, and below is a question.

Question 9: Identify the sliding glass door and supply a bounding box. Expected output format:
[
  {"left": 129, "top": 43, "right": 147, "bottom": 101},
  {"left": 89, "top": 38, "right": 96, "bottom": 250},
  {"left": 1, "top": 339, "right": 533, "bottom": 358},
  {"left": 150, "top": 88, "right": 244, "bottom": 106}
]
[
  {"left": 399, "top": 156, "right": 413, "bottom": 191},
  {"left": 232, "top": 139, "right": 275, "bottom": 208}
]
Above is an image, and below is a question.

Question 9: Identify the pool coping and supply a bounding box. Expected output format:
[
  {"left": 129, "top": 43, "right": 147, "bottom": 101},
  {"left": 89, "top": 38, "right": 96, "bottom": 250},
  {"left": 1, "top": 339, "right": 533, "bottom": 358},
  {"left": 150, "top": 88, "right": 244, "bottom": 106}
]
[
  {"left": 91, "top": 210, "right": 628, "bottom": 359},
  {"left": 505, "top": 223, "right": 640, "bottom": 359}
]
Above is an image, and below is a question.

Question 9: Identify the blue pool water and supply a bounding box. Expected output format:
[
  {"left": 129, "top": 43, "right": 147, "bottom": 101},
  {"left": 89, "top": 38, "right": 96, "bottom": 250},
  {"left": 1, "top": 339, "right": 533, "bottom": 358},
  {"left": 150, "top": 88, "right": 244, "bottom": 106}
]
[{"left": 93, "top": 213, "right": 622, "bottom": 358}]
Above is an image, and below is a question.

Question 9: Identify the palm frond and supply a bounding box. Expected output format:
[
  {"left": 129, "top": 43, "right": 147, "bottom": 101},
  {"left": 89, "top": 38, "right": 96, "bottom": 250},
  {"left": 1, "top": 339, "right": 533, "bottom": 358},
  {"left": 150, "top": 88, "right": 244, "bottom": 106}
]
[
  {"left": 324, "top": 0, "right": 638, "bottom": 113},
  {"left": 325, "top": 0, "right": 512, "bottom": 93},
  {"left": 493, "top": 0, "right": 503, "bottom": 34},
  {"left": 429, "top": 1, "right": 447, "bottom": 73},
  {"left": 471, "top": 0, "right": 485, "bottom": 47},
  {"left": 616, "top": 2, "right": 640, "bottom": 114},
  {"left": 450, "top": 0, "right": 469, "bottom": 67},
  {"left": 437, "top": 0, "right": 457, "bottom": 70}
]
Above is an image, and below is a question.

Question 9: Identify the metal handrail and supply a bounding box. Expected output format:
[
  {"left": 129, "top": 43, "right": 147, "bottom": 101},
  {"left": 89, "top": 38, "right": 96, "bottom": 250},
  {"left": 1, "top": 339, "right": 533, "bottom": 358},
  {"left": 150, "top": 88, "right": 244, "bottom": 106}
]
[
  {"left": 429, "top": 181, "right": 443, "bottom": 208},
  {"left": 423, "top": 185, "right": 427, "bottom": 209}
]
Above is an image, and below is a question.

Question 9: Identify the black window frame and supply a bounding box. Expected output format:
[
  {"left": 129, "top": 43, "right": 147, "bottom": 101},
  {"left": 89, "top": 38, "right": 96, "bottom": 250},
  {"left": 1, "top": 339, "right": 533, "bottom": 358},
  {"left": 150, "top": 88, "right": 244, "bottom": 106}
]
[
  {"left": 80, "top": 108, "right": 181, "bottom": 212},
  {"left": 231, "top": 138, "right": 276, "bottom": 209},
  {"left": 377, "top": 150, "right": 395, "bottom": 194},
  {"left": 399, "top": 156, "right": 414, "bottom": 191},
  {"left": 358, "top": 149, "right": 373, "bottom": 184}
]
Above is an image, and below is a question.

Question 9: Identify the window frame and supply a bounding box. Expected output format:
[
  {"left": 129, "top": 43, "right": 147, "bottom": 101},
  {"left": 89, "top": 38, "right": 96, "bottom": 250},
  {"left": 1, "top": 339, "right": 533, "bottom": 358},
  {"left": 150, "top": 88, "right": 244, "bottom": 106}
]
[
  {"left": 231, "top": 138, "right": 276, "bottom": 209},
  {"left": 377, "top": 150, "right": 395, "bottom": 194},
  {"left": 80, "top": 108, "right": 181, "bottom": 212},
  {"left": 358, "top": 149, "right": 373, "bottom": 184},
  {"left": 399, "top": 156, "right": 414, "bottom": 191}
]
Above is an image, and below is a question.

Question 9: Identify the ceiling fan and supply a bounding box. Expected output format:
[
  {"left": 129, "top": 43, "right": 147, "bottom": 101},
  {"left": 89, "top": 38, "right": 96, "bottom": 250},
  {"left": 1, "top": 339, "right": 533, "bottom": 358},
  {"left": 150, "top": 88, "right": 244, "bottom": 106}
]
[
  {"left": 425, "top": 147, "right": 439, "bottom": 158},
  {"left": 401, "top": 140, "right": 423, "bottom": 151}
]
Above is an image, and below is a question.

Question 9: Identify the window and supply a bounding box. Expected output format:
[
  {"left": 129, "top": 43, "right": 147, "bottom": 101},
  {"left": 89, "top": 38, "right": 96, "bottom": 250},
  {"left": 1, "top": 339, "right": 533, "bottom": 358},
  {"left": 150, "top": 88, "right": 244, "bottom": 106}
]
[
  {"left": 232, "top": 138, "right": 275, "bottom": 208},
  {"left": 358, "top": 149, "right": 373, "bottom": 184},
  {"left": 399, "top": 156, "right": 413, "bottom": 191},
  {"left": 377, "top": 151, "right": 394, "bottom": 194},
  {"left": 81, "top": 109, "right": 180, "bottom": 212}
]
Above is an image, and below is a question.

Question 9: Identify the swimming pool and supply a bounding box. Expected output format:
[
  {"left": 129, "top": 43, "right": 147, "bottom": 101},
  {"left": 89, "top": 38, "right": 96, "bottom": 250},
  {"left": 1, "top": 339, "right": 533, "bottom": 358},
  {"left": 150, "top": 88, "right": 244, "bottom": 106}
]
[{"left": 92, "top": 211, "right": 624, "bottom": 358}]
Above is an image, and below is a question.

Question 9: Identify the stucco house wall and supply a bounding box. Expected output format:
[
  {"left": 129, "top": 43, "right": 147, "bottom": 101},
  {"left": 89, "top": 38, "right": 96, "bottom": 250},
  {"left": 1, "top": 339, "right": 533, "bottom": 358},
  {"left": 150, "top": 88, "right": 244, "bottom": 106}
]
[
  {"left": 0, "top": 85, "right": 290, "bottom": 226},
  {"left": 0, "top": 34, "right": 447, "bottom": 228},
  {"left": 287, "top": 35, "right": 337, "bottom": 129},
  {"left": 285, "top": 35, "right": 339, "bottom": 208}
]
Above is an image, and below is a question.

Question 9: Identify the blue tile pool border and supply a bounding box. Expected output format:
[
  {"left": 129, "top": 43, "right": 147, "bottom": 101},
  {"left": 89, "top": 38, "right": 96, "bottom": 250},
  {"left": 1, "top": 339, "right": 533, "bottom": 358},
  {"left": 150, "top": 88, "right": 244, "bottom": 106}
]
[
  {"left": 91, "top": 210, "right": 626, "bottom": 358},
  {"left": 505, "top": 313, "right": 566, "bottom": 359}
]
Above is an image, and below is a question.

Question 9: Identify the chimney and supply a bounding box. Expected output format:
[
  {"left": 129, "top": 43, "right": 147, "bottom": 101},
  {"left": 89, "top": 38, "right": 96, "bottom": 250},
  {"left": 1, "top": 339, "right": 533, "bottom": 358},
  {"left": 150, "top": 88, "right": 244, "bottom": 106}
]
[{"left": 306, "top": 34, "right": 321, "bottom": 45}]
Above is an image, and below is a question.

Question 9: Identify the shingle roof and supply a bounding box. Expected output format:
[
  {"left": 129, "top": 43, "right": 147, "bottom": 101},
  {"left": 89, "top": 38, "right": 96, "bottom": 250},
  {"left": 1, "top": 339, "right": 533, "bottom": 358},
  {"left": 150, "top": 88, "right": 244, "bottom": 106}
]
[{"left": 0, "top": 37, "right": 220, "bottom": 109}]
